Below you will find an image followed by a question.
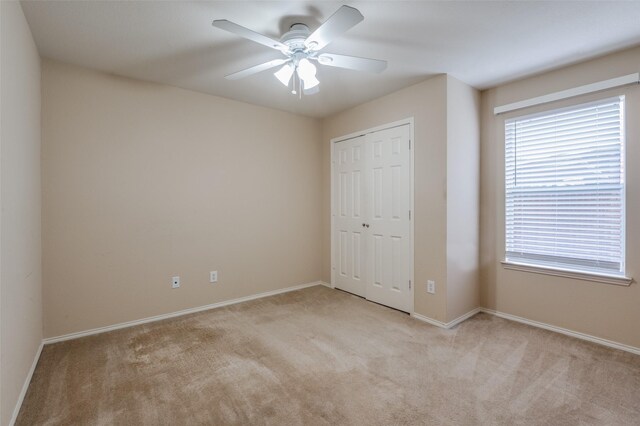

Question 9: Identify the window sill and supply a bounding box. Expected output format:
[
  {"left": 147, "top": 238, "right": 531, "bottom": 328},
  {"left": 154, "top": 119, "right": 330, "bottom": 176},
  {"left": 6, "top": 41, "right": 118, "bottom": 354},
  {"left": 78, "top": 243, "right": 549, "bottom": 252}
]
[{"left": 501, "top": 261, "right": 633, "bottom": 286}]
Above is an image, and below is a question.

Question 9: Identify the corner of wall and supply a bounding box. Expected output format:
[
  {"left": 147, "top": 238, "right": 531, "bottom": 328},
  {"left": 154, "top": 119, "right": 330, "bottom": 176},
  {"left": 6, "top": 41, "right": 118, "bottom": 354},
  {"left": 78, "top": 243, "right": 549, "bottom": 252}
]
[
  {"left": 444, "top": 76, "right": 481, "bottom": 322},
  {"left": 1, "top": 1, "right": 44, "bottom": 425},
  {"left": 478, "top": 87, "right": 499, "bottom": 310}
]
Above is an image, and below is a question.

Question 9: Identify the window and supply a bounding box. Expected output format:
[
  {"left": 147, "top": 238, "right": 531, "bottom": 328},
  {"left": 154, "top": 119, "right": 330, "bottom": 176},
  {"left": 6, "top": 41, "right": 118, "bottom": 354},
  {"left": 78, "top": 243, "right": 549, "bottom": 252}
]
[{"left": 505, "top": 97, "right": 625, "bottom": 277}]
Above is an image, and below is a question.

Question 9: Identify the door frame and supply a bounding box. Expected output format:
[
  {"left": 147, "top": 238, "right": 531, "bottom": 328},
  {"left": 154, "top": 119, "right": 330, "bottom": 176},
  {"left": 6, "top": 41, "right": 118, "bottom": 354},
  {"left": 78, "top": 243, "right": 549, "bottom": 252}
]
[{"left": 330, "top": 117, "right": 415, "bottom": 315}]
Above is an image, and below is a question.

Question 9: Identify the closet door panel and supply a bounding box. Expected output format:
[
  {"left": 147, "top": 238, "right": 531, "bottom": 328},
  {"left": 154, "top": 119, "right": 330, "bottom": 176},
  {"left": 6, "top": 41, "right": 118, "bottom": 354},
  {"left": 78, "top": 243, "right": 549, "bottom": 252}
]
[
  {"left": 364, "top": 125, "right": 412, "bottom": 312},
  {"left": 333, "top": 136, "right": 368, "bottom": 297}
]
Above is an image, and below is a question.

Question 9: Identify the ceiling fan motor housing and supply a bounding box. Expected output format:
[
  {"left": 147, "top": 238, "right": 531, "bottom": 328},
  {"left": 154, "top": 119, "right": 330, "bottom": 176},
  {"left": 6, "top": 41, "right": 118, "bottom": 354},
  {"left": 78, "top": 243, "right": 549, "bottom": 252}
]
[{"left": 281, "top": 23, "right": 311, "bottom": 51}]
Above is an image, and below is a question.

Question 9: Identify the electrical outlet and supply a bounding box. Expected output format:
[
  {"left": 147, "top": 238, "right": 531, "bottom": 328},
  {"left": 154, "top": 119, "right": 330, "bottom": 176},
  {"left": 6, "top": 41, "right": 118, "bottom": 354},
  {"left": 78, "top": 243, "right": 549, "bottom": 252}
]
[
  {"left": 427, "top": 280, "right": 435, "bottom": 294},
  {"left": 210, "top": 271, "right": 218, "bottom": 283},
  {"left": 172, "top": 276, "right": 180, "bottom": 289}
]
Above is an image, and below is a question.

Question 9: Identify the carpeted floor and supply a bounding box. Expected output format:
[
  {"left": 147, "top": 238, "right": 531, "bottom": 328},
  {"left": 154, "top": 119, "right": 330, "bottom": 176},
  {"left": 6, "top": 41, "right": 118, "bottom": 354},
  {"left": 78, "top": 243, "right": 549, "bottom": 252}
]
[{"left": 17, "top": 285, "right": 640, "bottom": 425}]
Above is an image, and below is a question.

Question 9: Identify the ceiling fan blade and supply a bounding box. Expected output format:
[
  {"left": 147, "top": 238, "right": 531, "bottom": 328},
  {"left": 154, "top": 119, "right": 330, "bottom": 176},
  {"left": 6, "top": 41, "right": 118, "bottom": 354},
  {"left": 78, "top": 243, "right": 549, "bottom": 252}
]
[
  {"left": 212, "top": 20, "right": 288, "bottom": 52},
  {"left": 317, "top": 53, "right": 387, "bottom": 73},
  {"left": 225, "top": 59, "right": 289, "bottom": 80},
  {"left": 304, "top": 5, "right": 364, "bottom": 51}
]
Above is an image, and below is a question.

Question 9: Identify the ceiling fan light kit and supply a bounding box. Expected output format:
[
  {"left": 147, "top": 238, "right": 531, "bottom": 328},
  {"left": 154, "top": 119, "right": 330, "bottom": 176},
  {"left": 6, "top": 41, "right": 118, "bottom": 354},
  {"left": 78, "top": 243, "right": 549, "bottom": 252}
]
[
  {"left": 274, "top": 62, "right": 294, "bottom": 86},
  {"left": 212, "top": 5, "right": 387, "bottom": 97}
]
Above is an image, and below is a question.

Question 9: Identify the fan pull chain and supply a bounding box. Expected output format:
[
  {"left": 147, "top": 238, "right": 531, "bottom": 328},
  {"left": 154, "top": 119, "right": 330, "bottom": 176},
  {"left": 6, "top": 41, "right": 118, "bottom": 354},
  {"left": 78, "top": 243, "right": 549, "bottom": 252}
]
[{"left": 291, "top": 69, "right": 297, "bottom": 95}]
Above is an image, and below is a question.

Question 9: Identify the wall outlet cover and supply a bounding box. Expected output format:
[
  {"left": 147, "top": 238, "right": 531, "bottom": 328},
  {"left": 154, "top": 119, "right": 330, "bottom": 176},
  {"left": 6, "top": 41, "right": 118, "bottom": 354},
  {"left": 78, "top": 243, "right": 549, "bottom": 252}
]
[
  {"left": 210, "top": 271, "right": 218, "bottom": 283},
  {"left": 172, "top": 276, "right": 180, "bottom": 289}
]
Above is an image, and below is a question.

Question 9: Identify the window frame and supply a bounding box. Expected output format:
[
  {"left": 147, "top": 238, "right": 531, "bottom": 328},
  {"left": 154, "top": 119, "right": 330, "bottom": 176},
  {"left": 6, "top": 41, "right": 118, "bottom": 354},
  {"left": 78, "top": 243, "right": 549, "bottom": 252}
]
[{"left": 501, "top": 96, "right": 632, "bottom": 286}]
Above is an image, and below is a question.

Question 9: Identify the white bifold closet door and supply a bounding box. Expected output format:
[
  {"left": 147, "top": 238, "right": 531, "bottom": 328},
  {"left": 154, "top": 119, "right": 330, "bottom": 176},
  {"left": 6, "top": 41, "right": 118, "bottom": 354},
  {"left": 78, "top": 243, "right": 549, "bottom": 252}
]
[{"left": 333, "top": 124, "right": 411, "bottom": 313}]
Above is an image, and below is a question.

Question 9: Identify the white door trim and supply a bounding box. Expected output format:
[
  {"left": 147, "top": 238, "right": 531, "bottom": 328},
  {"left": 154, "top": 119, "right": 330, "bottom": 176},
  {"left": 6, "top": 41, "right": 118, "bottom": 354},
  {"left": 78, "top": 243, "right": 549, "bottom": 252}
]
[{"left": 330, "top": 117, "right": 415, "bottom": 315}]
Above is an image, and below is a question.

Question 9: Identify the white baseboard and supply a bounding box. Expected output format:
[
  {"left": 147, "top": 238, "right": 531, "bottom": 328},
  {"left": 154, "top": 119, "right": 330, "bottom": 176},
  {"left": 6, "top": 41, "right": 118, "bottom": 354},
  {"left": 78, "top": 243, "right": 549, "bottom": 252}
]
[
  {"left": 412, "top": 307, "right": 481, "bottom": 329},
  {"left": 9, "top": 341, "right": 44, "bottom": 426},
  {"left": 43, "top": 281, "right": 325, "bottom": 345},
  {"left": 480, "top": 308, "right": 640, "bottom": 356},
  {"left": 318, "top": 281, "right": 332, "bottom": 288},
  {"left": 411, "top": 305, "right": 640, "bottom": 356}
]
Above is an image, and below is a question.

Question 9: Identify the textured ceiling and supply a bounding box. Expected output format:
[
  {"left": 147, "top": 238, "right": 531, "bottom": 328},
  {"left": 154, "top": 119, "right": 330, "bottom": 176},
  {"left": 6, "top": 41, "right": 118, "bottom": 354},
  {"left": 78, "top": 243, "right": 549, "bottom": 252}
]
[{"left": 21, "top": 1, "right": 640, "bottom": 117}]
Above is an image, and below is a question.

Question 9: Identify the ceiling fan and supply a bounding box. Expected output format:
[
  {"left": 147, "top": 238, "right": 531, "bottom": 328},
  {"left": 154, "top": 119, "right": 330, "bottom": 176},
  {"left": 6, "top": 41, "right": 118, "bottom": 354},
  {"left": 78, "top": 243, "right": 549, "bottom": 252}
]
[{"left": 212, "top": 5, "right": 387, "bottom": 96}]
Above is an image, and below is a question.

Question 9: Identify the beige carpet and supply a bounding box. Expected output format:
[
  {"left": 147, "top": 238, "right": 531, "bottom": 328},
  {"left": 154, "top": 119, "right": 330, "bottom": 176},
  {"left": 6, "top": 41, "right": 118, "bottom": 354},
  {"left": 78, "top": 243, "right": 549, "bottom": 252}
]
[{"left": 17, "top": 285, "right": 640, "bottom": 425}]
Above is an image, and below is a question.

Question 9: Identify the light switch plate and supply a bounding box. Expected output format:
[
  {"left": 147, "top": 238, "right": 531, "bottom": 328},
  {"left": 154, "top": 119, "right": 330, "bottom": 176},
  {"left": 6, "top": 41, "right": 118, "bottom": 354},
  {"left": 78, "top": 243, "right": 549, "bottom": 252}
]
[{"left": 427, "top": 280, "right": 435, "bottom": 294}]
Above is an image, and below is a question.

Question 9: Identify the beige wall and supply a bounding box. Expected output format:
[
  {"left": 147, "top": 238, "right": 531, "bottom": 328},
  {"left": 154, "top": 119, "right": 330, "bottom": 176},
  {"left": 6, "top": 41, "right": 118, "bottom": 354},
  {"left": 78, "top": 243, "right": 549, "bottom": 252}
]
[
  {"left": 42, "top": 60, "right": 323, "bottom": 338},
  {"left": 322, "top": 75, "right": 480, "bottom": 322},
  {"left": 0, "top": 2, "right": 43, "bottom": 425},
  {"left": 480, "top": 46, "right": 640, "bottom": 348},
  {"left": 446, "top": 76, "right": 480, "bottom": 322}
]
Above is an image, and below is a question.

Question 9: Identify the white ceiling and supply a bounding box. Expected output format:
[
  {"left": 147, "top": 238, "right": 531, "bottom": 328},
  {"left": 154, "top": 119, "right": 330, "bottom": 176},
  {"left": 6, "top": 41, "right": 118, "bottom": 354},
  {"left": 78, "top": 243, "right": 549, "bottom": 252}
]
[{"left": 21, "top": 1, "right": 640, "bottom": 118}]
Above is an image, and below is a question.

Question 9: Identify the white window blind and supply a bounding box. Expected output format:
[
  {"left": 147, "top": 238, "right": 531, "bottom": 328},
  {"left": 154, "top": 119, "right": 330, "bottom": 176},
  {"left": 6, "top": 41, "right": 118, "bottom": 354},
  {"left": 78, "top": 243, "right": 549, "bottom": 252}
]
[{"left": 505, "top": 97, "right": 625, "bottom": 276}]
